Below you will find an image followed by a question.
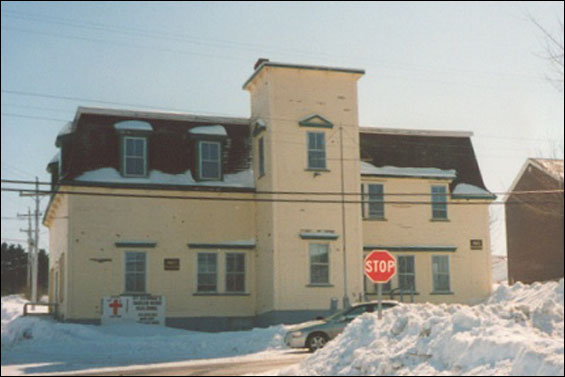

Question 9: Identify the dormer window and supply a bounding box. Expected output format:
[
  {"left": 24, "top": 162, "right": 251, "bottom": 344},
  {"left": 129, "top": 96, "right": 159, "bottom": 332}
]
[
  {"left": 199, "top": 141, "right": 222, "bottom": 180},
  {"left": 189, "top": 125, "right": 228, "bottom": 181},
  {"left": 123, "top": 136, "right": 147, "bottom": 177},
  {"left": 114, "top": 120, "right": 153, "bottom": 178}
]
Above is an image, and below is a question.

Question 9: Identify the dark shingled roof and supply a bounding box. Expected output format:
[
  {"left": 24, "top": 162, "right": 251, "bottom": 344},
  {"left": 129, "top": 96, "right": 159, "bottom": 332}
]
[
  {"left": 56, "top": 109, "right": 251, "bottom": 183},
  {"left": 359, "top": 131, "right": 489, "bottom": 193}
]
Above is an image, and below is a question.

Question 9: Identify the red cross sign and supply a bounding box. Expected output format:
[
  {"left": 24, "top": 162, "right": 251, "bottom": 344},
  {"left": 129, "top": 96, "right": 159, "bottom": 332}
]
[{"left": 108, "top": 299, "right": 123, "bottom": 316}]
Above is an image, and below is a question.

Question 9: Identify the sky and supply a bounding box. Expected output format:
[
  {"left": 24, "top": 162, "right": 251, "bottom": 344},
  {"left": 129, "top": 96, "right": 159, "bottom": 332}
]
[{"left": 1, "top": 1, "right": 564, "bottom": 255}]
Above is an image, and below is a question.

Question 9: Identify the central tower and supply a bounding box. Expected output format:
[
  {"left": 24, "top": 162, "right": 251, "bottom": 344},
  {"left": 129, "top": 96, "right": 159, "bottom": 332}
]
[{"left": 244, "top": 60, "right": 365, "bottom": 324}]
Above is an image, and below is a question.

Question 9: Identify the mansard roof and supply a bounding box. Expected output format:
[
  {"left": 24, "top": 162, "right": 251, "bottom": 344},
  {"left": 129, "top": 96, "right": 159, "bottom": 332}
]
[{"left": 359, "top": 126, "right": 492, "bottom": 195}]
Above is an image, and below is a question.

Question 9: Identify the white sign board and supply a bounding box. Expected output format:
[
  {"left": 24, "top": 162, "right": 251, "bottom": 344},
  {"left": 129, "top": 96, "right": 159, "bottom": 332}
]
[{"left": 101, "top": 295, "right": 165, "bottom": 326}]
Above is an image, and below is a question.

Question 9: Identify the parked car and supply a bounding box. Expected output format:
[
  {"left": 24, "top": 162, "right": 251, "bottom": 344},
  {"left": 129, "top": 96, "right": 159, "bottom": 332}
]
[{"left": 284, "top": 300, "right": 398, "bottom": 352}]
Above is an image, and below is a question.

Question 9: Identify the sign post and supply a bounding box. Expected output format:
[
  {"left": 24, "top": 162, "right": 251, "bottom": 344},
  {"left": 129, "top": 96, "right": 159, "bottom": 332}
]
[{"left": 364, "top": 250, "right": 396, "bottom": 320}]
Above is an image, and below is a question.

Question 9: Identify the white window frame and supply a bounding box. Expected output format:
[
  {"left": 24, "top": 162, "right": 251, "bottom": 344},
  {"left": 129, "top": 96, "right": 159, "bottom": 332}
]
[
  {"left": 309, "top": 243, "right": 330, "bottom": 285},
  {"left": 199, "top": 141, "right": 222, "bottom": 180},
  {"left": 197, "top": 252, "right": 218, "bottom": 293},
  {"left": 124, "top": 251, "right": 147, "bottom": 294},
  {"left": 307, "top": 132, "right": 326, "bottom": 170},
  {"left": 432, "top": 255, "right": 451, "bottom": 293},
  {"left": 397, "top": 255, "right": 416, "bottom": 293},
  {"left": 122, "top": 136, "right": 148, "bottom": 177},
  {"left": 225, "top": 253, "right": 246, "bottom": 293}
]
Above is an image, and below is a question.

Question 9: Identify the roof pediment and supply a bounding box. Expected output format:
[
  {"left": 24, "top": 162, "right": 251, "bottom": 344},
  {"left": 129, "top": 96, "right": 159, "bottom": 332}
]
[{"left": 298, "top": 114, "right": 333, "bottom": 129}]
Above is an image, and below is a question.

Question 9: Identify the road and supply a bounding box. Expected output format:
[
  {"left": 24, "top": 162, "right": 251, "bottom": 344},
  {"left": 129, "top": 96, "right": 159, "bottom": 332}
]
[{"left": 71, "top": 351, "right": 308, "bottom": 376}]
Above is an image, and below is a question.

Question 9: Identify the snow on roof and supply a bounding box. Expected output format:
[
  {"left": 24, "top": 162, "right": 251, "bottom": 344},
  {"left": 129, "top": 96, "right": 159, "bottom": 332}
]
[
  {"left": 57, "top": 122, "right": 73, "bottom": 137},
  {"left": 361, "top": 161, "right": 456, "bottom": 179},
  {"left": 114, "top": 120, "right": 153, "bottom": 132},
  {"left": 49, "top": 152, "right": 60, "bottom": 165},
  {"left": 74, "top": 168, "right": 254, "bottom": 188},
  {"left": 188, "top": 125, "right": 227, "bottom": 137},
  {"left": 452, "top": 183, "right": 496, "bottom": 199}
]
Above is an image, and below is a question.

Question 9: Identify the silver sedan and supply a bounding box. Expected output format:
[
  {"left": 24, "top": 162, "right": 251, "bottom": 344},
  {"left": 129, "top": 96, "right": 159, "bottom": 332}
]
[{"left": 284, "top": 300, "right": 398, "bottom": 352}]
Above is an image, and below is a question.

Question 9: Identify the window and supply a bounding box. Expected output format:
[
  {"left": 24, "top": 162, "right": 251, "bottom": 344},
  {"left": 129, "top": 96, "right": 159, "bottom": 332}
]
[
  {"left": 123, "top": 137, "right": 147, "bottom": 177},
  {"left": 226, "top": 253, "right": 246, "bottom": 293},
  {"left": 125, "top": 252, "right": 146, "bottom": 293},
  {"left": 431, "top": 186, "right": 448, "bottom": 219},
  {"left": 397, "top": 256, "right": 415, "bottom": 293},
  {"left": 309, "top": 243, "right": 329, "bottom": 284},
  {"left": 432, "top": 255, "right": 450, "bottom": 292},
  {"left": 197, "top": 253, "right": 217, "bottom": 292},
  {"left": 368, "top": 184, "right": 385, "bottom": 218},
  {"left": 307, "top": 132, "right": 326, "bottom": 170},
  {"left": 364, "top": 276, "right": 391, "bottom": 295},
  {"left": 258, "top": 137, "right": 265, "bottom": 177},
  {"left": 199, "top": 141, "right": 221, "bottom": 180}
]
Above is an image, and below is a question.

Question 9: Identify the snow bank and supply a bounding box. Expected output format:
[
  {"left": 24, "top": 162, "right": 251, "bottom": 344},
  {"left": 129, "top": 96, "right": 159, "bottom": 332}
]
[
  {"left": 282, "top": 280, "right": 564, "bottom": 376},
  {"left": 1, "top": 295, "right": 288, "bottom": 374}
]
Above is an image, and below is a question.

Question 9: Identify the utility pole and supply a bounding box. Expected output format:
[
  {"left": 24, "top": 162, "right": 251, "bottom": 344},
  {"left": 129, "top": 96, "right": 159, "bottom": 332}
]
[
  {"left": 18, "top": 207, "right": 33, "bottom": 293},
  {"left": 19, "top": 177, "right": 45, "bottom": 304},
  {"left": 339, "top": 126, "right": 350, "bottom": 309}
]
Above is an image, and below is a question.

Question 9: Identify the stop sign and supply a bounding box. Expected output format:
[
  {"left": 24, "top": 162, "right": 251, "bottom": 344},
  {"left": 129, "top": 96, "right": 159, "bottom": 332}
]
[{"left": 364, "top": 250, "right": 396, "bottom": 283}]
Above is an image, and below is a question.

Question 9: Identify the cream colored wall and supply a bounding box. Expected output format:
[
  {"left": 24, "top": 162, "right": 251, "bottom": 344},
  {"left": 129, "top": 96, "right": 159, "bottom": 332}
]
[
  {"left": 250, "top": 71, "right": 277, "bottom": 315},
  {"left": 246, "top": 66, "right": 365, "bottom": 313},
  {"left": 44, "top": 193, "right": 69, "bottom": 318},
  {"left": 61, "top": 186, "right": 256, "bottom": 320},
  {"left": 362, "top": 176, "right": 493, "bottom": 304}
]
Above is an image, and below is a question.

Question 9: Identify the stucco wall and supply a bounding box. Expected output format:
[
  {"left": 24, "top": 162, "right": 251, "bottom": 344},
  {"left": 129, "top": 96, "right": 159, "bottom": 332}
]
[
  {"left": 362, "top": 176, "right": 492, "bottom": 304},
  {"left": 62, "top": 186, "right": 256, "bottom": 320},
  {"left": 246, "top": 66, "right": 365, "bottom": 313},
  {"left": 45, "top": 193, "right": 69, "bottom": 318}
]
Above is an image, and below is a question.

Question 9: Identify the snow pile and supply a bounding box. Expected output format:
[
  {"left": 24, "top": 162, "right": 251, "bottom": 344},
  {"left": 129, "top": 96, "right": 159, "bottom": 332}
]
[
  {"left": 1, "top": 295, "right": 28, "bottom": 329},
  {"left": 1, "top": 295, "right": 288, "bottom": 374},
  {"left": 282, "top": 280, "right": 564, "bottom": 376}
]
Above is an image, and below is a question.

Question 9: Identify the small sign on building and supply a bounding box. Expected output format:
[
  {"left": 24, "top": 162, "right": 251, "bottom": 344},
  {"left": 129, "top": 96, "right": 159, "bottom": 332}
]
[
  {"left": 470, "top": 239, "right": 483, "bottom": 250},
  {"left": 102, "top": 295, "right": 165, "bottom": 326},
  {"left": 164, "top": 258, "right": 180, "bottom": 271}
]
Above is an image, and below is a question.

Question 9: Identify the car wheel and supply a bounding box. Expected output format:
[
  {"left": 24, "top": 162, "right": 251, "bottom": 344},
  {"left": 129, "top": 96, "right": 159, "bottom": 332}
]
[{"left": 306, "top": 332, "right": 329, "bottom": 352}]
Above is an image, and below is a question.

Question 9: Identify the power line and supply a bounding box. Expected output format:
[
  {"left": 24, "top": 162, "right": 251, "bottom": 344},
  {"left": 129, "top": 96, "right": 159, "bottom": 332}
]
[
  {"left": 1, "top": 186, "right": 562, "bottom": 206},
  {"left": 1, "top": 178, "right": 563, "bottom": 197},
  {"left": 1, "top": 92, "right": 559, "bottom": 147},
  {"left": 1, "top": 9, "right": 545, "bottom": 84}
]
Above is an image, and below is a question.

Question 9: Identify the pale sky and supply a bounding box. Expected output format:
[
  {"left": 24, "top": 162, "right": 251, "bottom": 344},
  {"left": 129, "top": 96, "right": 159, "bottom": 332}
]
[{"left": 1, "top": 1, "right": 564, "bottom": 255}]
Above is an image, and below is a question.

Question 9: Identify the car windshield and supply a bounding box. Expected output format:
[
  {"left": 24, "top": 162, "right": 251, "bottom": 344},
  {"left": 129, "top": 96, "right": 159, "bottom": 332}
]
[{"left": 323, "top": 305, "right": 367, "bottom": 322}]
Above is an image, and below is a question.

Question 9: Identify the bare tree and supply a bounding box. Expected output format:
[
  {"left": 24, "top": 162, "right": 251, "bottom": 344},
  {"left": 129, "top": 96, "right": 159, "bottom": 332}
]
[{"left": 528, "top": 14, "right": 564, "bottom": 92}]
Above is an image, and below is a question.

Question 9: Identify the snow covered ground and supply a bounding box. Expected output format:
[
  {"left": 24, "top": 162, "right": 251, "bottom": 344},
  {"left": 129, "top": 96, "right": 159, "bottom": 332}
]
[
  {"left": 279, "top": 279, "right": 564, "bottom": 376},
  {"left": 1, "top": 295, "right": 289, "bottom": 375},
  {"left": 2, "top": 279, "right": 563, "bottom": 376}
]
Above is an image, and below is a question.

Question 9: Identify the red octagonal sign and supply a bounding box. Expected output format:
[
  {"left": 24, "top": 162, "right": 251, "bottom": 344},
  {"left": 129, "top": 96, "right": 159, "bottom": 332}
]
[{"left": 364, "top": 250, "right": 397, "bottom": 283}]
